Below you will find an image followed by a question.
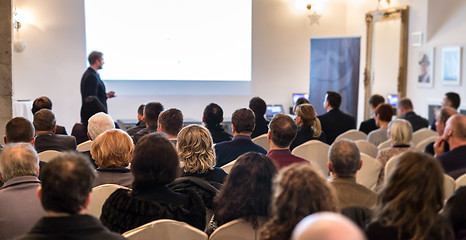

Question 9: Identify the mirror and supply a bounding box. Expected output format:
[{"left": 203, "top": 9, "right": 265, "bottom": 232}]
[{"left": 364, "top": 6, "right": 409, "bottom": 119}]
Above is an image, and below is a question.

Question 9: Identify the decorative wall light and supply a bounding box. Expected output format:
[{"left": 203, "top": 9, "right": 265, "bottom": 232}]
[
  {"left": 306, "top": 3, "right": 322, "bottom": 25},
  {"left": 377, "top": 0, "right": 391, "bottom": 9}
]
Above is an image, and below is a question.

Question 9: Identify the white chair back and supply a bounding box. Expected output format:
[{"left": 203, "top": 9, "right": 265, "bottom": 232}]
[
  {"left": 77, "top": 140, "right": 93, "bottom": 152},
  {"left": 336, "top": 129, "right": 367, "bottom": 142},
  {"left": 415, "top": 135, "right": 437, "bottom": 152},
  {"left": 37, "top": 150, "right": 61, "bottom": 163},
  {"left": 384, "top": 155, "right": 399, "bottom": 182},
  {"left": 292, "top": 140, "right": 330, "bottom": 178},
  {"left": 444, "top": 174, "right": 456, "bottom": 200},
  {"left": 354, "top": 140, "right": 379, "bottom": 158},
  {"left": 221, "top": 160, "right": 236, "bottom": 174},
  {"left": 123, "top": 219, "right": 208, "bottom": 240},
  {"left": 252, "top": 134, "right": 269, "bottom": 151},
  {"left": 378, "top": 139, "right": 392, "bottom": 150},
  {"left": 412, "top": 128, "right": 437, "bottom": 145},
  {"left": 209, "top": 219, "right": 259, "bottom": 240},
  {"left": 356, "top": 153, "right": 383, "bottom": 191},
  {"left": 455, "top": 173, "right": 466, "bottom": 190},
  {"left": 88, "top": 184, "right": 129, "bottom": 218}
]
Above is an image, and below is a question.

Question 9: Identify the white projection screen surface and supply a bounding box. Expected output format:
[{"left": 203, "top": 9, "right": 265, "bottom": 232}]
[{"left": 84, "top": 0, "right": 252, "bottom": 81}]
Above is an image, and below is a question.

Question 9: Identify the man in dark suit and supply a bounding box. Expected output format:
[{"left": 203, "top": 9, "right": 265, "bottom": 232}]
[
  {"left": 318, "top": 91, "right": 356, "bottom": 145},
  {"left": 214, "top": 108, "right": 266, "bottom": 167},
  {"left": 359, "top": 94, "right": 384, "bottom": 134},
  {"left": 33, "top": 109, "right": 77, "bottom": 153},
  {"left": 203, "top": 103, "right": 232, "bottom": 144},
  {"left": 249, "top": 97, "right": 269, "bottom": 139},
  {"left": 31, "top": 96, "right": 67, "bottom": 135},
  {"left": 126, "top": 104, "right": 146, "bottom": 136},
  {"left": 132, "top": 102, "right": 164, "bottom": 144},
  {"left": 397, "top": 98, "right": 428, "bottom": 132},
  {"left": 80, "top": 51, "right": 115, "bottom": 113}
]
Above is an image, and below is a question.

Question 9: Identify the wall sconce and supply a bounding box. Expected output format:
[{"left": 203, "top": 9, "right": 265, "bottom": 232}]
[
  {"left": 13, "top": 10, "right": 22, "bottom": 31},
  {"left": 306, "top": 3, "right": 322, "bottom": 25},
  {"left": 377, "top": 0, "right": 391, "bottom": 9}
]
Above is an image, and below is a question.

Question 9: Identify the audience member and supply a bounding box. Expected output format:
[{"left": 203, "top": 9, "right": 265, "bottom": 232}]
[
  {"left": 328, "top": 139, "right": 376, "bottom": 209},
  {"left": 33, "top": 109, "right": 76, "bottom": 153},
  {"left": 397, "top": 98, "right": 428, "bottom": 132},
  {"left": 367, "top": 103, "right": 393, "bottom": 146},
  {"left": 31, "top": 96, "right": 67, "bottom": 135},
  {"left": 261, "top": 164, "right": 337, "bottom": 240},
  {"left": 100, "top": 133, "right": 205, "bottom": 233},
  {"left": 157, "top": 108, "right": 183, "bottom": 145},
  {"left": 132, "top": 102, "right": 164, "bottom": 144},
  {"left": 214, "top": 108, "right": 266, "bottom": 167},
  {"left": 267, "top": 113, "right": 308, "bottom": 169},
  {"left": 293, "top": 97, "right": 310, "bottom": 114},
  {"left": 126, "top": 104, "right": 146, "bottom": 136},
  {"left": 290, "top": 103, "right": 326, "bottom": 151},
  {"left": 435, "top": 114, "right": 466, "bottom": 178},
  {"left": 0, "top": 144, "right": 44, "bottom": 240},
  {"left": 4, "top": 117, "right": 35, "bottom": 145},
  {"left": 91, "top": 129, "right": 134, "bottom": 188},
  {"left": 88, "top": 112, "right": 115, "bottom": 141},
  {"left": 375, "top": 119, "right": 414, "bottom": 188},
  {"left": 291, "top": 212, "right": 366, "bottom": 240},
  {"left": 249, "top": 97, "right": 269, "bottom": 138},
  {"left": 359, "top": 94, "right": 384, "bottom": 134},
  {"left": 208, "top": 152, "right": 278, "bottom": 234},
  {"left": 203, "top": 103, "right": 232, "bottom": 143},
  {"left": 443, "top": 186, "right": 466, "bottom": 240},
  {"left": 425, "top": 107, "right": 457, "bottom": 155},
  {"left": 72, "top": 96, "right": 107, "bottom": 144},
  {"left": 366, "top": 152, "right": 454, "bottom": 240},
  {"left": 431, "top": 92, "right": 461, "bottom": 131},
  {"left": 18, "top": 152, "right": 125, "bottom": 239},
  {"left": 318, "top": 91, "right": 356, "bottom": 145}
]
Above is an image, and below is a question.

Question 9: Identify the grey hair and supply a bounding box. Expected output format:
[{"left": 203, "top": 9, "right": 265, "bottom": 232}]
[
  {"left": 0, "top": 143, "right": 39, "bottom": 182},
  {"left": 388, "top": 119, "right": 413, "bottom": 145},
  {"left": 328, "top": 139, "right": 360, "bottom": 177},
  {"left": 87, "top": 112, "right": 115, "bottom": 140}
]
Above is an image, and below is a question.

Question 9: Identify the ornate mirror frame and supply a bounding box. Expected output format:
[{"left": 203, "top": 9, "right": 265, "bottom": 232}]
[{"left": 364, "top": 6, "right": 409, "bottom": 119}]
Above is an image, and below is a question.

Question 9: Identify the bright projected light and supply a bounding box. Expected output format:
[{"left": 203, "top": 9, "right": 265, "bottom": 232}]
[{"left": 84, "top": 0, "right": 251, "bottom": 81}]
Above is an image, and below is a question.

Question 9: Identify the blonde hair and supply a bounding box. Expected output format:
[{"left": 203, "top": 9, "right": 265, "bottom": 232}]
[
  {"left": 387, "top": 119, "right": 412, "bottom": 145},
  {"left": 91, "top": 129, "right": 134, "bottom": 168},
  {"left": 177, "top": 124, "right": 215, "bottom": 174},
  {"left": 296, "top": 103, "right": 322, "bottom": 138}
]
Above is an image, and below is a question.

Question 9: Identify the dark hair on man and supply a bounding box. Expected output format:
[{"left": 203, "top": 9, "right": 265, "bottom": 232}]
[
  {"left": 33, "top": 109, "right": 56, "bottom": 132},
  {"left": 296, "top": 97, "right": 310, "bottom": 107},
  {"left": 269, "top": 113, "right": 297, "bottom": 148},
  {"left": 131, "top": 133, "right": 180, "bottom": 190},
  {"left": 375, "top": 103, "right": 394, "bottom": 122},
  {"left": 144, "top": 102, "right": 164, "bottom": 127},
  {"left": 88, "top": 51, "right": 103, "bottom": 65},
  {"left": 40, "top": 152, "right": 95, "bottom": 215},
  {"left": 232, "top": 108, "right": 255, "bottom": 134},
  {"left": 445, "top": 92, "right": 461, "bottom": 110},
  {"left": 137, "top": 104, "right": 145, "bottom": 116},
  {"left": 5, "top": 117, "right": 35, "bottom": 143},
  {"left": 369, "top": 94, "right": 385, "bottom": 108},
  {"left": 329, "top": 139, "right": 360, "bottom": 177},
  {"left": 158, "top": 108, "right": 183, "bottom": 137},
  {"left": 398, "top": 98, "right": 413, "bottom": 110},
  {"left": 80, "top": 96, "right": 106, "bottom": 126},
  {"left": 31, "top": 96, "right": 52, "bottom": 115},
  {"left": 326, "top": 91, "right": 342, "bottom": 109},
  {"left": 203, "top": 103, "right": 224, "bottom": 127},
  {"left": 249, "top": 97, "right": 267, "bottom": 117}
]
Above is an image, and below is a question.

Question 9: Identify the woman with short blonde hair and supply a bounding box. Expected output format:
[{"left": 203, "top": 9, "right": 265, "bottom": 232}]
[{"left": 290, "top": 103, "right": 326, "bottom": 150}]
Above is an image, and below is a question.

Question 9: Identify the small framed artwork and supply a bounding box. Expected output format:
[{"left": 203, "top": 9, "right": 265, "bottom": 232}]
[
  {"left": 441, "top": 46, "right": 462, "bottom": 86},
  {"left": 411, "top": 32, "right": 423, "bottom": 47},
  {"left": 417, "top": 48, "right": 434, "bottom": 88}
]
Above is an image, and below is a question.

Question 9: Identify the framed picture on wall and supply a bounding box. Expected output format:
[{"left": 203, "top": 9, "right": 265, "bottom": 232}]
[
  {"left": 417, "top": 48, "right": 434, "bottom": 88},
  {"left": 441, "top": 46, "right": 462, "bottom": 86}
]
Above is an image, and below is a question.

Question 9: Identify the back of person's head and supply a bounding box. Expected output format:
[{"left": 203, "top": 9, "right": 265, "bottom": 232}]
[
  {"left": 375, "top": 103, "right": 394, "bottom": 122},
  {"left": 40, "top": 152, "right": 95, "bottom": 215},
  {"left": 397, "top": 98, "right": 413, "bottom": 111},
  {"left": 291, "top": 212, "right": 366, "bottom": 240},
  {"left": 158, "top": 108, "right": 184, "bottom": 137},
  {"left": 80, "top": 96, "right": 106, "bottom": 126},
  {"left": 445, "top": 92, "right": 461, "bottom": 109},
  {"left": 0, "top": 143, "right": 39, "bottom": 182},
  {"left": 269, "top": 113, "right": 297, "bottom": 148},
  {"left": 295, "top": 97, "right": 310, "bottom": 107},
  {"left": 203, "top": 103, "right": 224, "bottom": 127},
  {"left": 443, "top": 186, "right": 466, "bottom": 236},
  {"left": 214, "top": 152, "right": 278, "bottom": 226},
  {"left": 437, "top": 107, "right": 457, "bottom": 124},
  {"left": 328, "top": 139, "right": 360, "bottom": 178},
  {"left": 144, "top": 102, "right": 164, "bottom": 127},
  {"left": 87, "top": 112, "right": 115, "bottom": 140},
  {"left": 5, "top": 117, "right": 35, "bottom": 143},
  {"left": 375, "top": 151, "right": 445, "bottom": 240},
  {"left": 448, "top": 114, "right": 466, "bottom": 141},
  {"left": 369, "top": 94, "right": 385, "bottom": 108},
  {"left": 131, "top": 133, "right": 180, "bottom": 190},
  {"left": 33, "top": 109, "right": 56, "bottom": 132},
  {"left": 295, "top": 103, "right": 322, "bottom": 137},
  {"left": 177, "top": 125, "right": 215, "bottom": 174},
  {"left": 91, "top": 129, "right": 133, "bottom": 168},
  {"left": 249, "top": 97, "right": 267, "bottom": 117},
  {"left": 137, "top": 104, "right": 145, "bottom": 117},
  {"left": 326, "top": 91, "right": 342, "bottom": 109},
  {"left": 261, "top": 164, "right": 337, "bottom": 240},
  {"left": 387, "top": 119, "right": 412, "bottom": 145},
  {"left": 88, "top": 51, "right": 103, "bottom": 64},
  {"left": 32, "top": 96, "right": 52, "bottom": 115},
  {"left": 232, "top": 108, "right": 255, "bottom": 134}
]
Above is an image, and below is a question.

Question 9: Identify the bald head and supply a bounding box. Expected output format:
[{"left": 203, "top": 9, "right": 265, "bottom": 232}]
[
  {"left": 291, "top": 212, "right": 366, "bottom": 240},
  {"left": 329, "top": 139, "right": 360, "bottom": 177},
  {"left": 445, "top": 114, "right": 466, "bottom": 141}
]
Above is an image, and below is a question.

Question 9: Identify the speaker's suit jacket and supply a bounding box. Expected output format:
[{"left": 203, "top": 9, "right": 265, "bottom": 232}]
[{"left": 80, "top": 67, "right": 108, "bottom": 112}]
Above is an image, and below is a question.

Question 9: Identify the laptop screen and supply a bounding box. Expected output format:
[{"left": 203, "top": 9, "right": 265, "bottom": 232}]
[{"left": 266, "top": 105, "right": 284, "bottom": 118}]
